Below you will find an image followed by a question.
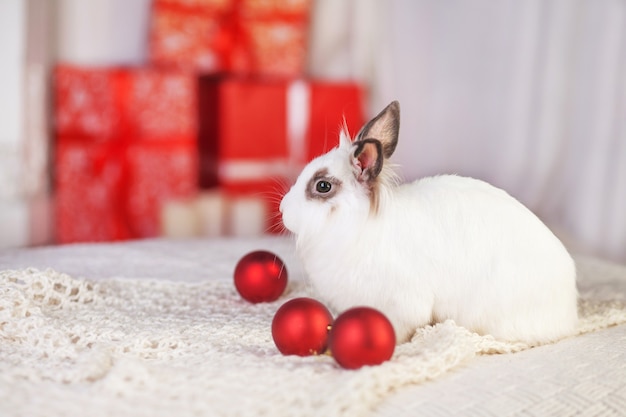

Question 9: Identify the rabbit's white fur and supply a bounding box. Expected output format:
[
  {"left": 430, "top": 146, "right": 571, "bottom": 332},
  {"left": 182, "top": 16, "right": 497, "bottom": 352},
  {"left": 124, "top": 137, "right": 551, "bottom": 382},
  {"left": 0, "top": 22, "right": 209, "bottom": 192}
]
[{"left": 280, "top": 101, "right": 578, "bottom": 344}]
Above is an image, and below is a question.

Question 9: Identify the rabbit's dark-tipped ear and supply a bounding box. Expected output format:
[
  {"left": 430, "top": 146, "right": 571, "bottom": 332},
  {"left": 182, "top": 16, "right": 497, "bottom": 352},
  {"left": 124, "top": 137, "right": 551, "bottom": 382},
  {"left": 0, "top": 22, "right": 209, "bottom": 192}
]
[
  {"left": 353, "top": 139, "right": 383, "bottom": 183},
  {"left": 356, "top": 101, "right": 400, "bottom": 159}
]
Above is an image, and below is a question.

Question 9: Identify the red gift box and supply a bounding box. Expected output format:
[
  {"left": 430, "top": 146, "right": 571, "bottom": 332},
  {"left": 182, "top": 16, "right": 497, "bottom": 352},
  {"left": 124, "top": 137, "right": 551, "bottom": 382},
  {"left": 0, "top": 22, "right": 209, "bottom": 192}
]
[
  {"left": 198, "top": 77, "right": 365, "bottom": 231},
  {"left": 198, "top": 77, "right": 365, "bottom": 186},
  {"left": 55, "top": 139, "right": 198, "bottom": 243},
  {"left": 54, "top": 65, "right": 198, "bottom": 141},
  {"left": 53, "top": 66, "right": 199, "bottom": 243},
  {"left": 148, "top": 0, "right": 311, "bottom": 77},
  {"left": 125, "top": 141, "right": 198, "bottom": 237},
  {"left": 231, "top": 0, "right": 311, "bottom": 77},
  {"left": 55, "top": 140, "right": 130, "bottom": 242},
  {"left": 149, "top": 0, "right": 234, "bottom": 73}
]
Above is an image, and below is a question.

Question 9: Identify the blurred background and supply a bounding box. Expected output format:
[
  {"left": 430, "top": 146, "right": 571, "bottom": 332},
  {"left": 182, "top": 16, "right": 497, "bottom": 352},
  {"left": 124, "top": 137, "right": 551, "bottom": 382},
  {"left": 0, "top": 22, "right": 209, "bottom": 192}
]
[{"left": 1, "top": 0, "right": 624, "bottom": 264}]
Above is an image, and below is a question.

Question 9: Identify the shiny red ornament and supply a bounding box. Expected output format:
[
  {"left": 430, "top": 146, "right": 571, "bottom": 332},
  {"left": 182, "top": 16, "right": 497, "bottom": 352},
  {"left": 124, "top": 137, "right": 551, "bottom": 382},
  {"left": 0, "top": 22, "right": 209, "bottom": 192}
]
[
  {"left": 272, "top": 297, "right": 334, "bottom": 356},
  {"left": 234, "top": 250, "right": 288, "bottom": 303},
  {"left": 328, "top": 307, "right": 396, "bottom": 369}
]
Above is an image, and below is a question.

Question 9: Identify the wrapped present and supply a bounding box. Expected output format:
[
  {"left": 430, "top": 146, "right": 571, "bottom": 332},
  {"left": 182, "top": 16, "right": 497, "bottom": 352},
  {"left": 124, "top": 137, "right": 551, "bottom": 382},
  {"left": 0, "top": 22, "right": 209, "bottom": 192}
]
[
  {"left": 54, "top": 139, "right": 198, "bottom": 243},
  {"left": 53, "top": 66, "right": 199, "bottom": 243},
  {"left": 198, "top": 77, "right": 365, "bottom": 184},
  {"left": 54, "top": 65, "right": 198, "bottom": 141},
  {"left": 231, "top": 0, "right": 311, "bottom": 77},
  {"left": 54, "top": 140, "right": 130, "bottom": 242},
  {"left": 148, "top": 0, "right": 311, "bottom": 77},
  {"left": 149, "top": 0, "right": 234, "bottom": 73},
  {"left": 198, "top": 77, "right": 365, "bottom": 232},
  {"left": 125, "top": 141, "right": 198, "bottom": 237}
]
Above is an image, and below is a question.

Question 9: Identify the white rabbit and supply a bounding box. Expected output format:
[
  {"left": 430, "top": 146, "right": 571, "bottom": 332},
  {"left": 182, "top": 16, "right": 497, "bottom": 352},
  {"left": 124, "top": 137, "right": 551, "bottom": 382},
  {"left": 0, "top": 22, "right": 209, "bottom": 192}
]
[{"left": 280, "top": 101, "right": 579, "bottom": 345}]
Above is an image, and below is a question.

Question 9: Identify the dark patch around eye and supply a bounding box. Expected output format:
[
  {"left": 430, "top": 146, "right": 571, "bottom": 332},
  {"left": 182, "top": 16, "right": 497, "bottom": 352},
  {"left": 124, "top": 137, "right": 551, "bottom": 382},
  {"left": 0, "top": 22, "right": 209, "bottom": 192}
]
[{"left": 306, "top": 168, "right": 342, "bottom": 200}]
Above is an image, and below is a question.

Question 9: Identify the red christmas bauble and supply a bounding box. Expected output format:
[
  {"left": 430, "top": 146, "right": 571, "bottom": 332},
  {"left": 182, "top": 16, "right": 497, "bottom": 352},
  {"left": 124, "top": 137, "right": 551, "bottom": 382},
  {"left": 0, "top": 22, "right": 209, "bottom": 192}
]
[
  {"left": 328, "top": 307, "right": 396, "bottom": 369},
  {"left": 234, "top": 250, "right": 288, "bottom": 303},
  {"left": 272, "top": 297, "right": 334, "bottom": 356}
]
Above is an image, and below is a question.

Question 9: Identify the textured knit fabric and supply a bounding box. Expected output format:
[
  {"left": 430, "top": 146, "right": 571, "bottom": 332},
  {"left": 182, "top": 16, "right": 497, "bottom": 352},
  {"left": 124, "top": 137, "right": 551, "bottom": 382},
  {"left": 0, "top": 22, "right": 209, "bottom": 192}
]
[{"left": 1, "top": 256, "right": 625, "bottom": 417}]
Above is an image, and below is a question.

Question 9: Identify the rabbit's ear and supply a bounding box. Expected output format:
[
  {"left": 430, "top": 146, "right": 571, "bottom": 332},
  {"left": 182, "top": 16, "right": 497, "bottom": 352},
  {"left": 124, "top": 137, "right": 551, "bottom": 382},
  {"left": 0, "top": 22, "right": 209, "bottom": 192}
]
[
  {"left": 353, "top": 139, "right": 383, "bottom": 183},
  {"left": 356, "top": 101, "right": 400, "bottom": 159}
]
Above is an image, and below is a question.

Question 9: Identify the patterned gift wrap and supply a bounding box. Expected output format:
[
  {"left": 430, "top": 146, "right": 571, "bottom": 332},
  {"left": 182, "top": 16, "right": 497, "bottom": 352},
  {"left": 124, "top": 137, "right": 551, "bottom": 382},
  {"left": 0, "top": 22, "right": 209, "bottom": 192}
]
[
  {"left": 148, "top": 0, "right": 312, "bottom": 77},
  {"left": 53, "top": 66, "right": 199, "bottom": 243}
]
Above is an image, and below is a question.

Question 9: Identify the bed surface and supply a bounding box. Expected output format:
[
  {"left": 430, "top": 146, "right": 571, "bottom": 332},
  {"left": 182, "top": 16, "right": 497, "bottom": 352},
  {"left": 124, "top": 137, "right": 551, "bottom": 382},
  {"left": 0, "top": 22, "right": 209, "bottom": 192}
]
[{"left": 1, "top": 237, "right": 625, "bottom": 416}]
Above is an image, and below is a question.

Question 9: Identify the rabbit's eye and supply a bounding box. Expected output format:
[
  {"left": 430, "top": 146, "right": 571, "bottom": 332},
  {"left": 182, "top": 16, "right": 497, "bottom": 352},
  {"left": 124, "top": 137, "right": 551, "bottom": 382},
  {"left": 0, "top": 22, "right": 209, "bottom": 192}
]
[
  {"left": 316, "top": 180, "right": 332, "bottom": 193},
  {"left": 306, "top": 170, "right": 341, "bottom": 200}
]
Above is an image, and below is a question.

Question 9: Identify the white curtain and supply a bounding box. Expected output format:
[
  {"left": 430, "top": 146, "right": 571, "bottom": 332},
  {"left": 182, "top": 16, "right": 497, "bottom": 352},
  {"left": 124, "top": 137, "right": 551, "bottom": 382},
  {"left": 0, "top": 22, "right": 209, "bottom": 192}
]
[{"left": 309, "top": 0, "right": 626, "bottom": 263}]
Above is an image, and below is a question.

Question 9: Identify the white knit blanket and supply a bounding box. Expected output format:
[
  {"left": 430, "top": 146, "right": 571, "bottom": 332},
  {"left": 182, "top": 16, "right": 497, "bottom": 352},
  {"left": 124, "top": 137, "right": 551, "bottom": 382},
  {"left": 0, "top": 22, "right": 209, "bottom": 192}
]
[{"left": 1, "top": 264, "right": 625, "bottom": 417}]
